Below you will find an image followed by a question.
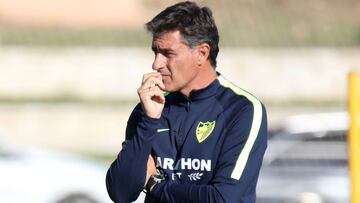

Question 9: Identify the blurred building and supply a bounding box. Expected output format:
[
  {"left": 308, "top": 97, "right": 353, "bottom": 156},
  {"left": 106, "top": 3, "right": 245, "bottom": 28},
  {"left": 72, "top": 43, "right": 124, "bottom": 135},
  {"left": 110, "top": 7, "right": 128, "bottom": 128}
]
[{"left": 0, "top": 0, "right": 145, "bottom": 28}]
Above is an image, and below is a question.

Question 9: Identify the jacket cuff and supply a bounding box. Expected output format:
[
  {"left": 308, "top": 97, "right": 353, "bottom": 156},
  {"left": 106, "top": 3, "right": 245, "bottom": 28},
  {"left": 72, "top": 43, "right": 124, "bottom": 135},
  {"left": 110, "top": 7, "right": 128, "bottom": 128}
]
[{"left": 138, "top": 113, "right": 164, "bottom": 134}]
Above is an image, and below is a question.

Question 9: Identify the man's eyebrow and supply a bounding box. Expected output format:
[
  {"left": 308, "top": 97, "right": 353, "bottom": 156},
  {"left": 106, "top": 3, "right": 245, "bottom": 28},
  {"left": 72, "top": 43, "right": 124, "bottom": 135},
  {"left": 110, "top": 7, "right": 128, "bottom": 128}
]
[{"left": 152, "top": 46, "right": 174, "bottom": 54}]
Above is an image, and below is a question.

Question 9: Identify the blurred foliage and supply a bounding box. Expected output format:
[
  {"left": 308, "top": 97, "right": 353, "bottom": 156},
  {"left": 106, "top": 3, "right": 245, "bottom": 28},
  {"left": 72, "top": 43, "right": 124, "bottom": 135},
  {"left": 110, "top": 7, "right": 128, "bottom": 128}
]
[
  {"left": 0, "top": 94, "right": 137, "bottom": 106},
  {"left": 207, "top": 0, "right": 360, "bottom": 47},
  {"left": 0, "top": 0, "right": 360, "bottom": 47},
  {"left": 0, "top": 25, "right": 151, "bottom": 47}
]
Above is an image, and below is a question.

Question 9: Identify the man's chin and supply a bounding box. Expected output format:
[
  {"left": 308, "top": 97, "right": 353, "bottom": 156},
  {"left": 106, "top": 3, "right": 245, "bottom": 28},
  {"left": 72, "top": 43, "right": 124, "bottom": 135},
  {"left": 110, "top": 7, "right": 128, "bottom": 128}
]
[
  {"left": 164, "top": 88, "right": 174, "bottom": 93},
  {"left": 163, "top": 86, "right": 176, "bottom": 93}
]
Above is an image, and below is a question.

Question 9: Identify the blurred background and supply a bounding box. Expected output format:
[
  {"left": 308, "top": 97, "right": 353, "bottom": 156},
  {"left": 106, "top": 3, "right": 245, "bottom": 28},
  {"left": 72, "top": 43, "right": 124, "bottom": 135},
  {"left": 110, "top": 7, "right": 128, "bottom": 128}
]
[{"left": 0, "top": 0, "right": 359, "bottom": 202}]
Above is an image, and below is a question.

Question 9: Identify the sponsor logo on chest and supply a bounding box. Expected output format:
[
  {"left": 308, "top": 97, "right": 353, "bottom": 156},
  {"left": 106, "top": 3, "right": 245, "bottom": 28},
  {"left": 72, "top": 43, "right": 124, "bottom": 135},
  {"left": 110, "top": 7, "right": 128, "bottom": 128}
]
[
  {"left": 156, "top": 157, "right": 212, "bottom": 181},
  {"left": 157, "top": 157, "right": 211, "bottom": 171}
]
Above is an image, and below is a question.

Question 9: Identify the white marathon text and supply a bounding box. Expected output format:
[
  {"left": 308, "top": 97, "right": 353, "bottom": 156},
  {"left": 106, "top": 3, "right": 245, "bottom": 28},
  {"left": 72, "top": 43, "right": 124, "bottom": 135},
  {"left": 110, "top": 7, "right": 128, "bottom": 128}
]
[{"left": 156, "top": 157, "right": 212, "bottom": 172}]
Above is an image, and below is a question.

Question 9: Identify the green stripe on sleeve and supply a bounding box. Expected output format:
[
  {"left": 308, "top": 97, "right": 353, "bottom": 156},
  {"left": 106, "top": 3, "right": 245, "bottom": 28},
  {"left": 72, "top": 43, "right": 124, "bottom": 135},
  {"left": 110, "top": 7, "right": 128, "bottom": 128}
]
[{"left": 218, "top": 75, "right": 263, "bottom": 180}]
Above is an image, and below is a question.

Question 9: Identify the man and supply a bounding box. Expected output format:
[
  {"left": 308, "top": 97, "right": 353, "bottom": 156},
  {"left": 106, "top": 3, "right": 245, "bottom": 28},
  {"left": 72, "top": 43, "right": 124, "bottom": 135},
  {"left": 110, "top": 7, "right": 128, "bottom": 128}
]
[{"left": 106, "top": 1, "right": 267, "bottom": 203}]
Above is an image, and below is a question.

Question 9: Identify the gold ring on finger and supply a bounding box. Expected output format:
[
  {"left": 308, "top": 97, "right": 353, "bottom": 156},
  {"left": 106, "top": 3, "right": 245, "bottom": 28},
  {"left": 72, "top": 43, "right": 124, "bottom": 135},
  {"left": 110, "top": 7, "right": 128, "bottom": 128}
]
[{"left": 149, "top": 83, "right": 155, "bottom": 90}]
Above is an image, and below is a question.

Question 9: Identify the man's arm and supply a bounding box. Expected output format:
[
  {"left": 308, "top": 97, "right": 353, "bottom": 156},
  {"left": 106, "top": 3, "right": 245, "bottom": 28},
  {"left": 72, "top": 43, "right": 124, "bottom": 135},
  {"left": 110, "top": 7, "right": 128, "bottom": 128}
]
[
  {"left": 149, "top": 103, "right": 268, "bottom": 203},
  {"left": 106, "top": 105, "right": 162, "bottom": 203},
  {"left": 106, "top": 73, "right": 166, "bottom": 203}
]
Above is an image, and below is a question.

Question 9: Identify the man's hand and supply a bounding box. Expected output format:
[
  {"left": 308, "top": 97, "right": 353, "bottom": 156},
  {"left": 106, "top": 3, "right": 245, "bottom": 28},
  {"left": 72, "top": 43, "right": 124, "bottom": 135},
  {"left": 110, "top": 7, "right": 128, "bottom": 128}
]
[
  {"left": 137, "top": 72, "right": 166, "bottom": 119},
  {"left": 144, "top": 154, "right": 157, "bottom": 187}
]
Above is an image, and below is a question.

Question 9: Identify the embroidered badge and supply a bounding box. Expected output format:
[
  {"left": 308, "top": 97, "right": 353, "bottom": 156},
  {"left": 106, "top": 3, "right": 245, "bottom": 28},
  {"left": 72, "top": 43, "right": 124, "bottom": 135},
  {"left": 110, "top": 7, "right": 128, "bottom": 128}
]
[{"left": 196, "top": 121, "right": 216, "bottom": 143}]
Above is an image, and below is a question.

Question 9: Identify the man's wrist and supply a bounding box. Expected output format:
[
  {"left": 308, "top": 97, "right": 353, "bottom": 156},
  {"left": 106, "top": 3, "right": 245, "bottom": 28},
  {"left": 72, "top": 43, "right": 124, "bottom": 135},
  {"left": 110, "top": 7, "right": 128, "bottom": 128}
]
[
  {"left": 145, "top": 176, "right": 157, "bottom": 193},
  {"left": 149, "top": 182, "right": 157, "bottom": 192},
  {"left": 144, "top": 170, "right": 165, "bottom": 193}
]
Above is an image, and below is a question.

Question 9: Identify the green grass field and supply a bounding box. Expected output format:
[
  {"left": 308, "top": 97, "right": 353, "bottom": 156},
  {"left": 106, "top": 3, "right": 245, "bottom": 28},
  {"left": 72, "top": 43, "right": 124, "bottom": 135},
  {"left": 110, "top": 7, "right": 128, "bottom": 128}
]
[{"left": 0, "top": 0, "right": 359, "bottom": 47}]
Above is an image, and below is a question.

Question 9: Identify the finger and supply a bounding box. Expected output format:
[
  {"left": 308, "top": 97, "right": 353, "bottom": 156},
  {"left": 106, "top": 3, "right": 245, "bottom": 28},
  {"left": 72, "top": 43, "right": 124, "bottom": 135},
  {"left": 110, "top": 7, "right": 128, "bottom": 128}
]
[
  {"left": 151, "top": 90, "right": 166, "bottom": 104},
  {"left": 142, "top": 76, "right": 165, "bottom": 90},
  {"left": 142, "top": 72, "right": 161, "bottom": 84},
  {"left": 138, "top": 83, "right": 158, "bottom": 95},
  {"left": 141, "top": 85, "right": 164, "bottom": 97},
  {"left": 140, "top": 86, "right": 165, "bottom": 104},
  {"left": 142, "top": 72, "right": 165, "bottom": 90}
]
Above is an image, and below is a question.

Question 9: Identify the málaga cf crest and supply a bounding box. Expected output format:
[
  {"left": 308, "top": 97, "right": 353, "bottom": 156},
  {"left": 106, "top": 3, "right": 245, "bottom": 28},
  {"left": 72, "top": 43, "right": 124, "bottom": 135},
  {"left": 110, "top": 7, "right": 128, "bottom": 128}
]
[{"left": 196, "top": 121, "right": 216, "bottom": 143}]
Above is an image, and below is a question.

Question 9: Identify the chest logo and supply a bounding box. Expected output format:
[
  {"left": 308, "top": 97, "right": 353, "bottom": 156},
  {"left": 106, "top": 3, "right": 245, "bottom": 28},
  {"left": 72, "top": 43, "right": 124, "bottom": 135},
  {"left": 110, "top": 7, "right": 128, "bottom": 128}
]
[{"left": 196, "top": 121, "right": 216, "bottom": 143}]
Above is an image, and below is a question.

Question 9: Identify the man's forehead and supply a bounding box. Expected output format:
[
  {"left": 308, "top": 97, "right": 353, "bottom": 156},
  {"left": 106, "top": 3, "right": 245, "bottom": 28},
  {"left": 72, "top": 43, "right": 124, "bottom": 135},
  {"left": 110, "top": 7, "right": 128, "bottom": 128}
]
[{"left": 152, "top": 31, "right": 187, "bottom": 49}]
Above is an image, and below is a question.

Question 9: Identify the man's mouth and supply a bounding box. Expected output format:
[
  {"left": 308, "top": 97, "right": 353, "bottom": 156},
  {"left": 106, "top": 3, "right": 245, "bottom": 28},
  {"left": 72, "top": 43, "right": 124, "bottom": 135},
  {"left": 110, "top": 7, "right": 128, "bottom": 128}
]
[
  {"left": 157, "top": 70, "right": 171, "bottom": 79},
  {"left": 160, "top": 73, "right": 171, "bottom": 78}
]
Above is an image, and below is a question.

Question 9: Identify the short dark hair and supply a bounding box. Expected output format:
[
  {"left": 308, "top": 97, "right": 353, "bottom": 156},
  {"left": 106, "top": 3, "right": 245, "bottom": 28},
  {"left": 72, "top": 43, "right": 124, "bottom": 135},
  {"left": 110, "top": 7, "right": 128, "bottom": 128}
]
[{"left": 146, "top": 1, "right": 220, "bottom": 68}]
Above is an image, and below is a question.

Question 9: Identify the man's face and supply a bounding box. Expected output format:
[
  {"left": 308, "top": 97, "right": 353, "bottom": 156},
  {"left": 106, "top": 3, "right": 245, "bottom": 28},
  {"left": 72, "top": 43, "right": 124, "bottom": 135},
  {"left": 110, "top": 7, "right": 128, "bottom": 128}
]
[{"left": 151, "top": 30, "right": 199, "bottom": 94}]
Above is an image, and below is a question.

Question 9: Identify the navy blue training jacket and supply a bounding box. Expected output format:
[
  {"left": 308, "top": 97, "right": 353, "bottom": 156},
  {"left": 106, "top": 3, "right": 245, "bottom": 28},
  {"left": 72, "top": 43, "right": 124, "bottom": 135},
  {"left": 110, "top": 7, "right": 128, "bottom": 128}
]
[{"left": 106, "top": 74, "right": 268, "bottom": 203}]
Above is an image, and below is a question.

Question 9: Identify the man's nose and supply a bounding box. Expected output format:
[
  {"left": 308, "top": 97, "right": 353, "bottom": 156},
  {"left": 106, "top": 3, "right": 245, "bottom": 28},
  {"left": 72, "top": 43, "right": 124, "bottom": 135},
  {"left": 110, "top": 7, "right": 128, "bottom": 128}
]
[{"left": 152, "top": 54, "right": 166, "bottom": 70}]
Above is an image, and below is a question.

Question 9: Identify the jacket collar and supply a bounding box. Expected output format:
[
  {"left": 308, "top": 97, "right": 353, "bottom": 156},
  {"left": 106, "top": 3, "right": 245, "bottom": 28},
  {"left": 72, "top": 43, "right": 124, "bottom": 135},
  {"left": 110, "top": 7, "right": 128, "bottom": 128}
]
[{"left": 175, "top": 72, "right": 221, "bottom": 102}]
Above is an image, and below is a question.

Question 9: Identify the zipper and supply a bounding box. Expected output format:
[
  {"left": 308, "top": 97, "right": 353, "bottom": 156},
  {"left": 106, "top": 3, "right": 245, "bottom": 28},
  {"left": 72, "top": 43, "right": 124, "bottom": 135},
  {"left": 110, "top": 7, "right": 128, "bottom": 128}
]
[
  {"left": 186, "top": 100, "right": 190, "bottom": 111},
  {"left": 176, "top": 98, "right": 190, "bottom": 151}
]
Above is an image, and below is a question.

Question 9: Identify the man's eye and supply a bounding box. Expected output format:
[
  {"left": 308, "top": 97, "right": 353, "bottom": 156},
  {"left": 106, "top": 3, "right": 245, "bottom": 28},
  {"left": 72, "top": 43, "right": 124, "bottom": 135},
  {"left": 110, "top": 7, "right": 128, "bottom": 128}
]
[{"left": 164, "top": 52, "right": 174, "bottom": 57}]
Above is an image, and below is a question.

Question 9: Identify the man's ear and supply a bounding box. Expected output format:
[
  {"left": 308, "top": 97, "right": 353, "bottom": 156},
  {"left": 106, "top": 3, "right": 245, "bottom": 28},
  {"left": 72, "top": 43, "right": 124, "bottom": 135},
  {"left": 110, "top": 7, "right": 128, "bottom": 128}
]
[{"left": 197, "top": 43, "right": 210, "bottom": 66}]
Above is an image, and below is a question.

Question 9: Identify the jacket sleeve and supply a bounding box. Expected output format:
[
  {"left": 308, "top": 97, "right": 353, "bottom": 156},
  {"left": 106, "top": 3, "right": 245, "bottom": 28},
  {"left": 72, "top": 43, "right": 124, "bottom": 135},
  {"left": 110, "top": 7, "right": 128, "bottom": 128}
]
[
  {"left": 150, "top": 103, "right": 268, "bottom": 203},
  {"left": 106, "top": 104, "right": 165, "bottom": 203}
]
